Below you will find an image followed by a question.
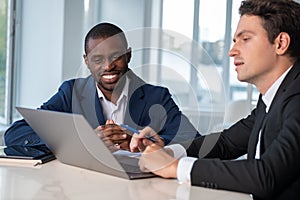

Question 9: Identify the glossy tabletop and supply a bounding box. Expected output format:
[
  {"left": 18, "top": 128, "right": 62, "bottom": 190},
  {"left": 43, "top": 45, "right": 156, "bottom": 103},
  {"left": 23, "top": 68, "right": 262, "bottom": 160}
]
[{"left": 0, "top": 159, "right": 252, "bottom": 200}]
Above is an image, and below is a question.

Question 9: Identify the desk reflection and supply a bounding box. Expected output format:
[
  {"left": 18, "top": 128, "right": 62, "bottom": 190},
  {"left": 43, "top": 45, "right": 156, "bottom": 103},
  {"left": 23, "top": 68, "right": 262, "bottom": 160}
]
[
  {"left": 0, "top": 160, "right": 251, "bottom": 200},
  {"left": 128, "top": 178, "right": 189, "bottom": 200}
]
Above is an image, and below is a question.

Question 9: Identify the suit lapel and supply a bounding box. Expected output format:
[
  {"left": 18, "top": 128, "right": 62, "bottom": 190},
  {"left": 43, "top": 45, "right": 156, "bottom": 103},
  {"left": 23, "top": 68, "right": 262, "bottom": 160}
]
[
  {"left": 94, "top": 93, "right": 106, "bottom": 125},
  {"left": 258, "top": 61, "right": 300, "bottom": 155},
  {"left": 123, "top": 70, "right": 147, "bottom": 129},
  {"left": 249, "top": 60, "right": 300, "bottom": 158},
  {"left": 268, "top": 60, "right": 300, "bottom": 114},
  {"left": 73, "top": 76, "right": 105, "bottom": 128}
]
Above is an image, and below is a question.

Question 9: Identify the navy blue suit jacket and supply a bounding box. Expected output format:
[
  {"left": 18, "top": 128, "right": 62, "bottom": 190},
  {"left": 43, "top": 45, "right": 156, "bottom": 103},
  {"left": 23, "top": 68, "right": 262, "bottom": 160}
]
[{"left": 5, "top": 70, "right": 199, "bottom": 146}]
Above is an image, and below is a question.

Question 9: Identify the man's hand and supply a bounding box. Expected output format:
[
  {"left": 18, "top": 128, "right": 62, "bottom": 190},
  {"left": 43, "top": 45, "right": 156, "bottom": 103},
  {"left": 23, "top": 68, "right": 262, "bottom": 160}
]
[
  {"left": 95, "top": 120, "right": 132, "bottom": 151},
  {"left": 139, "top": 143, "right": 178, "bottom": 179},
  {"left": 129, "top": 126, "right": 164, "bottom": 152}
]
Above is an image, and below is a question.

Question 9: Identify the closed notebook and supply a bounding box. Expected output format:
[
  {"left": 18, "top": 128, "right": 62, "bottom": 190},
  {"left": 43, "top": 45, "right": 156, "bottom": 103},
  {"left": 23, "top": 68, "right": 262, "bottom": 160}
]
[{"left": 0, "top": 145, "right": 55, "bottom": 166}]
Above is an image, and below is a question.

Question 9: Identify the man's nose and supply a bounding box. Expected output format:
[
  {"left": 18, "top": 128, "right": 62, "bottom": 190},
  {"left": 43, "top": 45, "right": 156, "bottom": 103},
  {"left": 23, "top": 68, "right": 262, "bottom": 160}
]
[
  {"left": 102, "top": 58, "right": 115, "bottom": 70},
  {"left": 228, "top": 45, "right": 238, "bottom": 57}
]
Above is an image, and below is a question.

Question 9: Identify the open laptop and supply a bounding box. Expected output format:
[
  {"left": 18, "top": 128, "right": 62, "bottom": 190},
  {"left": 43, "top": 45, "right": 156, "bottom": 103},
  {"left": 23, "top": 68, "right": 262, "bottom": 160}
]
[{"left": 16, "top": 107, "right": 155, "bottom": 179}]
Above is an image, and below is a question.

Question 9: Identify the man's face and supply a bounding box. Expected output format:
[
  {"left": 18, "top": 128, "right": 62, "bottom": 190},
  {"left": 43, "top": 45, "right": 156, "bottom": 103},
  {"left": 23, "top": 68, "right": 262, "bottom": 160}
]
[
  {"left": 229, "top": 15, "right": 277, "bottom": 88},
  {"left": 84, "top": 35, "right": 131, "bottom": 93}
]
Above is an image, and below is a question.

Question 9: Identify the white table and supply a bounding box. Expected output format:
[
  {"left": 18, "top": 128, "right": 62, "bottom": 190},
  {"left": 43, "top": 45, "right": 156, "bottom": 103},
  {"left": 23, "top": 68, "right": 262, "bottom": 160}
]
[{"left": 0, "top": 159, "right": 252, "bottom": 200}]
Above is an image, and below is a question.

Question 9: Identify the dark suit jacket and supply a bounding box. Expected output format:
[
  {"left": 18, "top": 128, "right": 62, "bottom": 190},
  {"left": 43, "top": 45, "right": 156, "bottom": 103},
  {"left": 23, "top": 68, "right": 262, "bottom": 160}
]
[
  {"left": 186, "top": 61, "right": 300, "bottom": 200},
  {"left": 5, "top": 70, "right": 199, "bottom": 146}
]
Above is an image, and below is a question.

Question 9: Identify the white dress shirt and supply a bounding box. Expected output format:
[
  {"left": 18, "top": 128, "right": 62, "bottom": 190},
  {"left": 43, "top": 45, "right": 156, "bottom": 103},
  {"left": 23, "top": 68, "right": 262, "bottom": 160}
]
[
  {"left": 96, "top": 77, "right": 130, "bottom": 124},
  {"left": 169, "top": 66, "right": 292, "bottom": 184}
]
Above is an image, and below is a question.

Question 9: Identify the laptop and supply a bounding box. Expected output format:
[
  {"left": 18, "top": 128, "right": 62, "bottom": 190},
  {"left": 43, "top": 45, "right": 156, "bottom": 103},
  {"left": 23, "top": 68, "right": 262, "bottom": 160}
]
[{"left": 16, "top": 107, "right": 155, "bottom": 179}]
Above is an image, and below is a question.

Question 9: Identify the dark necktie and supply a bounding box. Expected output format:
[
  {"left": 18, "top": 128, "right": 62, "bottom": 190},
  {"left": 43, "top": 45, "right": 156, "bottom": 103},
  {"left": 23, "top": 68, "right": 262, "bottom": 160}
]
[{"left": 248, "top": 98, "right": 267, "bottom": 159}]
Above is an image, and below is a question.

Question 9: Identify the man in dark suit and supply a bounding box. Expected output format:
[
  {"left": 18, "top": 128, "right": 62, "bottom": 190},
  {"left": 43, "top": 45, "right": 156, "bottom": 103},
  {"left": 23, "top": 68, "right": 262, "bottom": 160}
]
[
  {"left": 4, "top": 23, "right": 199, "bottom": 151},
  {"left": 132, "top": 0, "right": 300, "bottom": 199}
]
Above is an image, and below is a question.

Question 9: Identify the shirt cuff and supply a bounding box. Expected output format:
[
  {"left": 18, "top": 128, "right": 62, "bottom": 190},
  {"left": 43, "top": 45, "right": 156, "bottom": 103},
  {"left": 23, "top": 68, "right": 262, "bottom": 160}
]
[
  {"left": 177, "top": 157, "right": 197, "bottom": 184},
  {"left": 164, "top": 144, "right": 187, "bottom": 159}
]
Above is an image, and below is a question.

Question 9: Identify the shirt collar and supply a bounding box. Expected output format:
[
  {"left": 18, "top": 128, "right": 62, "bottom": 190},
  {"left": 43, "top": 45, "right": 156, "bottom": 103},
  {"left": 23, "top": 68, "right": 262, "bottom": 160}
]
[{"left": 262, "top": 65, "right": 292, "bottom": 112}]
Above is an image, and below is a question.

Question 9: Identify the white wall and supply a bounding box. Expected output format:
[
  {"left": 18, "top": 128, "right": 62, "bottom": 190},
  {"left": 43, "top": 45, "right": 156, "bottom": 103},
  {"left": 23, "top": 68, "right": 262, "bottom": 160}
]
[
  {"left": 98, "top": 0, "right": 144, "bottom": 30},
  {"left": 61, "top": 0, "right": 85, "bottom": 81},
  {"left": 94, "top": 0, "right": 148, "bottom": 79},
  {"left": 17, "top": 0, "right": 64, "bottom": 108}
]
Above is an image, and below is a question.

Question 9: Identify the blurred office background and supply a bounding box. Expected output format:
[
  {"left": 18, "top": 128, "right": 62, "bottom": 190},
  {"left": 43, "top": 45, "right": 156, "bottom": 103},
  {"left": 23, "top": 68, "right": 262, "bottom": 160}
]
[{"left": 2, "top": 0, "right": 296, "bottom": 138}]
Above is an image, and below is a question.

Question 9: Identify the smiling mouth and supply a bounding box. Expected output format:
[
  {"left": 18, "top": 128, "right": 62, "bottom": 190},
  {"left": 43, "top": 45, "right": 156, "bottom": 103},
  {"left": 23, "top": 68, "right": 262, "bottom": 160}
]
[
  {"left": 100, "top": 72, "right": 122, "bottom": 84},
  {"left": 102, "top": 74, "right": 117, "bottom": 79}
]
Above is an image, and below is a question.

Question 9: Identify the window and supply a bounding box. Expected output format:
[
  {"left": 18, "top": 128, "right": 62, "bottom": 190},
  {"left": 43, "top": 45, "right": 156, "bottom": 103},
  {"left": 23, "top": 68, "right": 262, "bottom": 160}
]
[
  {"left": 161, "top": 0, "right": 194, "bottom": 108},
  {"left": 158, "top": 0, "right": 255, "bottom": 132},
  {"left": 0, "top": 0, "right": 258, "bottom": 131},
  {"left": 0, "top": 0, "right": 8, "bottom": 123},
  {"left": 0, "top": 0, "right": 15, "bottom": 126}
]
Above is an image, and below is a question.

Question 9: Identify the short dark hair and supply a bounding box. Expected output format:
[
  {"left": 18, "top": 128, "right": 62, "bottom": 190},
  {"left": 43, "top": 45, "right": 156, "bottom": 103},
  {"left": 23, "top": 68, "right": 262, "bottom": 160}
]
[
  {"left": 84, "top": 22, "right": 128, "bottom": 55},
  {"left": 239, "top": 0, "right": 300, "bottom": 59}
]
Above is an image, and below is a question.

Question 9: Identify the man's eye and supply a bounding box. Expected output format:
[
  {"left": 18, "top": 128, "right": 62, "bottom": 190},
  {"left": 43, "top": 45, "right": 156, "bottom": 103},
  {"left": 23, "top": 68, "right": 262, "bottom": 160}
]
[
  {"left": 93, "top": 58, "right": 104, "bottom": 64},
  {"left": 243, "top": 37, "right": 250, "bottom": 41},
  {"left": 111, "top": 54, "right": 122, "bottom": 61}
]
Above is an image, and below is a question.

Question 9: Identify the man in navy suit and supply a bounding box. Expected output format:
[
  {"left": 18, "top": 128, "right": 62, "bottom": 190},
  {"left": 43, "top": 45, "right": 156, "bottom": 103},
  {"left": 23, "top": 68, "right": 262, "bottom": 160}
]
[
  {"left": 132, "top": 0, "right": 300, "bottom": 199},
  {"left": 4, "top": 23, "right": 199, "bottom": 151}
]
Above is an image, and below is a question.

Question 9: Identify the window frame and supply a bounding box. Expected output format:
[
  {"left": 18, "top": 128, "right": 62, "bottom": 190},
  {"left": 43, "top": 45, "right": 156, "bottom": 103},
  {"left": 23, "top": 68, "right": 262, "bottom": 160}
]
[{"left": 0, "top": 0, "right": 16, "bottom": 125}]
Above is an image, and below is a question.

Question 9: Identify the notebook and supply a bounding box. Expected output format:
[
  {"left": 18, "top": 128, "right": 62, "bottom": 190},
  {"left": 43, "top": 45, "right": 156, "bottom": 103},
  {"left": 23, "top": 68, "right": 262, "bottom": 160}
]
[
  {"left": 16, "top": 107, "right": 155, "bottom": 179},
  {"left": 0, "top": 145, "right": 55, "bottom": 167}
]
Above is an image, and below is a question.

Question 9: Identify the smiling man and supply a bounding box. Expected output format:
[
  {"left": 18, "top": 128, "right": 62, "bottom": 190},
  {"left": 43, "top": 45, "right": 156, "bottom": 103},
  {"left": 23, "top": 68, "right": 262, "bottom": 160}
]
[{"left": 4, "top": 23, "right": 200, "bottom": 151}]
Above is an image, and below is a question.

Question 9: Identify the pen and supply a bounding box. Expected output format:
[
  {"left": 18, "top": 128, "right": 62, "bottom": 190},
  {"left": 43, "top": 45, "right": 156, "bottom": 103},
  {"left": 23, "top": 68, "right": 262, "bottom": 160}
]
[{"left": 119, "top": 124, "right": 158, "bottom": 143}]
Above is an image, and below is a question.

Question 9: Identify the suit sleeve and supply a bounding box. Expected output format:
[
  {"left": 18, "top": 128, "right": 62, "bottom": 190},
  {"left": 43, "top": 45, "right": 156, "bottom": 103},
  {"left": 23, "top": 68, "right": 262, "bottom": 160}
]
[
  {"left": 4, "top": 80, "right": 75, "bottom": 146},
  {"left": 187, "top": 109, "right": 255, "bottom": 159},
  {"left": 186, "top": 95, "right": 300, "bottom": 199},
  {"left": 150, "top": 87, "right": 201, "bottom": 146}
]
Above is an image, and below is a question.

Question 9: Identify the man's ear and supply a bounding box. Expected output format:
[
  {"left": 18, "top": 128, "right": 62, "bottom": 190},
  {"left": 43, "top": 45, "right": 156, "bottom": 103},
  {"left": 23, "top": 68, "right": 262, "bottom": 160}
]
[
  {"left": 275, "top": 32, "right": 290, "bottom": 55},
  {"left": 83, "top": 54, "right": 90, "bottom": 69},
  {"left": 126, "top": 47, "right": 132, "bottom": 63}
]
